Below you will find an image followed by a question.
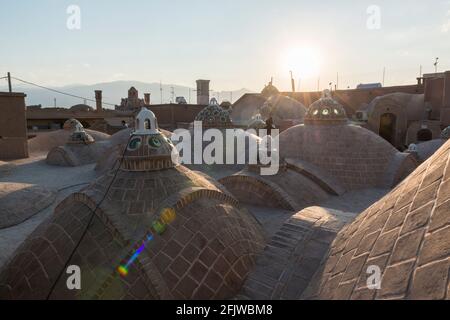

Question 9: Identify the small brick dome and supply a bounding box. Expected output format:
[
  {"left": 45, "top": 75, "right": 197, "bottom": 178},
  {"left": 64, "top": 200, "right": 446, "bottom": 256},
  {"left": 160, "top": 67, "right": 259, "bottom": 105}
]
[
  {"left": 304, "top": 92, "right": 348, "bottom": 125},
  {"left": 121, "top": 107, "right": 176, "bottom": 171},
  {"left": 195, "top": 98, "right": 232, "bottom": 128},
  {"left": 63, "top": 118, "right": 95, "bottom": 145},
  {"left": 261, "top": 82, "right": 279, "bottom": 98}
]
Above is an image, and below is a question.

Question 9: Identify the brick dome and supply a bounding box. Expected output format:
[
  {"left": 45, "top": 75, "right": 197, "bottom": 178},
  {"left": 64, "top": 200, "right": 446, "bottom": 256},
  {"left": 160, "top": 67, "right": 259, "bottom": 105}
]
[
  {"left": 279, "top": 122, "right": 417, "bottom": 190},
  {"left": 260, "top": 95, "right": 306, "bottom": 124},
  {"left": 195, "top": 98, "right": 232, "bottom": 128},
  {"left": 307, "top": 139, "right": 450, "bottom": 299},
  {"left": 261, "top": 82, "right": 279, "bottom": 98},
  {"left": 304, "top": 93, "right": 348, "bottom": 125}
]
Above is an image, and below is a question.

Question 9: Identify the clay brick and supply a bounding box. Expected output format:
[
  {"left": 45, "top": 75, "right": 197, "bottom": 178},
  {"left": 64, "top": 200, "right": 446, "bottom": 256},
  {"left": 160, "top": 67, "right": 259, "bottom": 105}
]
[
  {"left": 189, "top": 261, "right": 208, "bottom": 283},
  {"left": 175, "top": 275, "right": 197, "bottom": 299},
  {"left": 163, "top": 240, "right": 183, "bottom": 259},
  {"left": 342, "top": 254, "right": 369, "bottom": 282},
  {"left": 355, "top": 231, "right": 380, "bottom": 256},
  {"left": 378, "top": 260, "right": 415, "bottom": 298},
  {"left": 169, "top": 256, "right": 190, "bottom": 278},
  {"left": 429, "top": 200, "right": 450, "bottom": 232},
  {"left": 153, "top": 252, "right": 172, "bottom": 272},
  {"left": 436, "top": 179, "right": 450, "bottom": 206},
  {"left": 418, "top": 225, "right": 450, "bottom": 266},
  {"left": 410, "top": 181, "right": 439, "bottom": 211},
  {"left": 370, "top": 229, "right": 399, "bottom": 257},
  {"left": 181, "top": 243, "right": 200, "bottom": 263},
  {"left": 193, "top": 284, "right": 215, "bottom": 300},
  {"left": 199, "top": 247, "right": 218, "bottom": 266},
  {"left": 384, "top": 206, "right": 408, "bottom": 231},
  {"left": 204, "top": 270, "right": 223, "bottom": 291},
  {"left": 401, "top": 202, "right": 433, "bottom": 235},
  {"left": 391, "top": 228, "right": 425, "bottom": 264},
  {"left": 410, "top": 259, "right": 449, "bottom": 299}
]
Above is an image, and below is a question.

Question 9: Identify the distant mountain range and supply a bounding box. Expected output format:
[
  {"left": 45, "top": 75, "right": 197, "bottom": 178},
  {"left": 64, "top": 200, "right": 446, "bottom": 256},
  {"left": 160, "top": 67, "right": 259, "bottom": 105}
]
[{"left": 0, "top": 80, "right": 254, "bottom": 108}]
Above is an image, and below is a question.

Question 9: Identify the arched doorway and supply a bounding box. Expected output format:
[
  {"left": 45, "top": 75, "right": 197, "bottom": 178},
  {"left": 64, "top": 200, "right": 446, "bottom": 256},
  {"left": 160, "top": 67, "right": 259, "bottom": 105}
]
[
  {"left": 379, "top": 113, "right": 396, "bottom": 144},
  {"left": 417, "top": 128, "right": 432, "bottom": 142}
]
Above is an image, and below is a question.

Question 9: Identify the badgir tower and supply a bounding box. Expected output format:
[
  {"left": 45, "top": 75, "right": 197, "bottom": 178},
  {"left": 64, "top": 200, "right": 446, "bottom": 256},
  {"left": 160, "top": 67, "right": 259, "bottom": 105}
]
[{"left": 0, "top": 108, "right": 264, "bottom": 299}]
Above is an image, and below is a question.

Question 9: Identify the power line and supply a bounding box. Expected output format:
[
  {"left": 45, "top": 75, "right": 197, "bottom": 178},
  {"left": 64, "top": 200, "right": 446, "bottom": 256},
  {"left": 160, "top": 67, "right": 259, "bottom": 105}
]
[
  {"left": 45, "top": 135, "right": 132, "bottom": 300},
  {"left": 10, "top": 76, "right": 117, "bottom": 107}
]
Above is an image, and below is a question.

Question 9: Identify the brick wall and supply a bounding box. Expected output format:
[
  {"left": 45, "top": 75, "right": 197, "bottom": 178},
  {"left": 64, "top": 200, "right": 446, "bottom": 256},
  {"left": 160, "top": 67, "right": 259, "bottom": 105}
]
[{"left": 0, "top": 92, "right": 28, "bottom": 159}]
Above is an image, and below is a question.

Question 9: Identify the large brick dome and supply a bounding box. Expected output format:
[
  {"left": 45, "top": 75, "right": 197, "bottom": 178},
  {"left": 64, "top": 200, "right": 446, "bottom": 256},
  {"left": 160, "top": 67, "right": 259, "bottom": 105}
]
[
  {"left": 307, "top": 139, "right": 450, "bottom": 299},
  {"left": 279, "top": 122, "right": 417, "bottom": 190}
]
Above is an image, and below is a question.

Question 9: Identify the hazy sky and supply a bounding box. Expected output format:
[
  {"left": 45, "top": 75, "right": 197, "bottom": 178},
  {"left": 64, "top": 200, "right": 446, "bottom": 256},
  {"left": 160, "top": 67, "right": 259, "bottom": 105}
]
[{"left": 1, "top": 0, "right": 450, "bottom": 92}]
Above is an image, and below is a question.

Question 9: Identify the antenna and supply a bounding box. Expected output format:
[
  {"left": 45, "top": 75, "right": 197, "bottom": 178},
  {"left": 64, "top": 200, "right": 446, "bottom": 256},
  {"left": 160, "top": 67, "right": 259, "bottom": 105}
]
[
  {"left": 290, "top": 70, "right": 296, "bottom": 92},
  {"left": 336, "top": 72, "right": 339, "bottom": 90},
  {"left": 170, "top": 86, "right": 175, "bottom": 104},
  {"left": 317, "top": 77, "right": 320, "bottom": 92},
  {"left": 434, "top": 57, "right": 439, "bottom": 73},
  {"left": 382, "top": 67, "right": 386, "bottom": 86}
]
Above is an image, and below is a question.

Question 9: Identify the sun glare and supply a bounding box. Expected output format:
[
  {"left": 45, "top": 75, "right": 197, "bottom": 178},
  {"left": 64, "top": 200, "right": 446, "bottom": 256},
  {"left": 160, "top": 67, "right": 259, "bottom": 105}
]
[{"left": 283, "top": 47, "right": 321, "bottom": 78}]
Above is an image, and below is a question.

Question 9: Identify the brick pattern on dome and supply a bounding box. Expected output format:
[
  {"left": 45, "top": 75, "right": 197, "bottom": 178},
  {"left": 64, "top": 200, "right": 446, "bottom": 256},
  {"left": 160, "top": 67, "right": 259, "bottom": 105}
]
[
  {"left": 307, "top": 140, "right": 450, "bottom": 299},
  {"left": 280, "top": 124, "right": 416, "bottom": 190},
  {"left": 0, "top": 183, "right": 56, "bottom": 229},
  {"left": 304, "top": 97, "right": 348, "bottom": 125},
  {"left": 0, "top": 165, "right": 264, "bottom": 299}
]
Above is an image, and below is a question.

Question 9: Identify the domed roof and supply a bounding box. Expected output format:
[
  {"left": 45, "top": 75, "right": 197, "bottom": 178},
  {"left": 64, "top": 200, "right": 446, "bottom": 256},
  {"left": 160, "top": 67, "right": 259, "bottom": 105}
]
[
  {"left": 308, "top": 138, "right": 450, "bottom": 299},
  {"left": 70, "top": 104, "right": 93, "bottom": 112},
  {"left": 67, "top": 122, "right": 95, "bottom": 145},
  {"left": 304, "top": 91, "right": 347, "bottom": 125},
  {"left": 261, "top": 81, "right": 279, "bottom": 98},
  {"left": 259, "top": 95, "right": 306, "bottom": 123},
  {"left": 441, "top": 126, "right": 450, "bottom": 139},
  {"left": 195, "top": 98, "right": 232, "bottom": 128},
  {"left": 279, "top": 122, "right": 417, "bottom": 190},
  {"left": 247, "top": 114, "right": 266, "bottom": 129},
  {"left": 121, "top": 107, "right": 177, "bottom": 171}
]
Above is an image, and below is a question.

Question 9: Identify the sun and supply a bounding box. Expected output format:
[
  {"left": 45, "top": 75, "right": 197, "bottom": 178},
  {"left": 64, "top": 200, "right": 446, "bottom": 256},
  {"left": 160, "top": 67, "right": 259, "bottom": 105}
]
[{"left": 282, "top": 47, "right": 321, "bottom": 78}]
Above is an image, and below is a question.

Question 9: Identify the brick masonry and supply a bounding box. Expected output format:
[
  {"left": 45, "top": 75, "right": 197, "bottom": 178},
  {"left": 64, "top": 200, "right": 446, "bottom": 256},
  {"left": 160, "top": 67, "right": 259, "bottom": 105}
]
[
  {"left": 306, "top": 139, "right": 450, "bottom": 299},
  {"left": 0, "top": 165, "right": 264, "bottom": 299}
]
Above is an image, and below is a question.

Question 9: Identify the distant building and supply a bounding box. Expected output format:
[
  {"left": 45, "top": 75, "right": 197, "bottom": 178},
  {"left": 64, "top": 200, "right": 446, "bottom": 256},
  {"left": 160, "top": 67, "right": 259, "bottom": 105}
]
[
  {"left": 356, "top": 83, "right": 382, "bottom": 89},
  {"left": 115, "top": 87, "right": 147, "bottom": 111}
]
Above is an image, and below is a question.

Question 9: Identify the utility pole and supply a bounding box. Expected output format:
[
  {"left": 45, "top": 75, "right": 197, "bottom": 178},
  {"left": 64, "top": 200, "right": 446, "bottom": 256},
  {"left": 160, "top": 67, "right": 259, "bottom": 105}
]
[
  {"left": 434, "top": 57, "right": 439, "bottom": 73},
  {"left": 382, "top": 67, "right": 386, "bottom": 86},
  {"left": 336, "top": 73, "right": 339, "bottom": 90},
  {"left": 419, "top": 65, "right": 423, "bottom": 78},
  {"left": 160, "top": 81, "right": 163, "bottom": 104},
  {"left": 170, "top": 86, "right": 175, "bottom": 104},
  {"left": 317, "top": 77, "right": 320, "bottom": 92},
  {"left": 7, "top": 72, "right": 12, "bottom": 93},
  {"left": 54, "top": 98, "right": 56, "bottom": 108},
  {"left": 230, "top": 91, "right": 233, "bottom": 104},
  {"left": 290, "top": 70, "right": 296, "bottom": 92}
]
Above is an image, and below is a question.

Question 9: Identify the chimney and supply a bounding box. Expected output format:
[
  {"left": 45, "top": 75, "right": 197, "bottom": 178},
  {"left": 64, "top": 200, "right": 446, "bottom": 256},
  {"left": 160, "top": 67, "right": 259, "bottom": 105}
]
[
  {"left": 196, "top": 79, "right": 210, "bottom": 105},
  {"left": 144, "top": 93, "right": 151, "bottom": 105},
  {"left": 95, "top": 90, "right": 102, "bottom": 112},
  {"left": 440, "top": 71, "right": 450, "bottom": 126}
]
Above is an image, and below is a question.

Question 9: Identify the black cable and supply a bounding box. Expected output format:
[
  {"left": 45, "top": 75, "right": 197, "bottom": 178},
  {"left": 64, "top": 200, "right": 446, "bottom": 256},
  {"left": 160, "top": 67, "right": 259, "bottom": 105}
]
[
  {"left": 11, "top": 76, "right": 117, "bottom": 107},
  {"left": 45, "top": 136, "right": 132, "bottom": 300}
]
